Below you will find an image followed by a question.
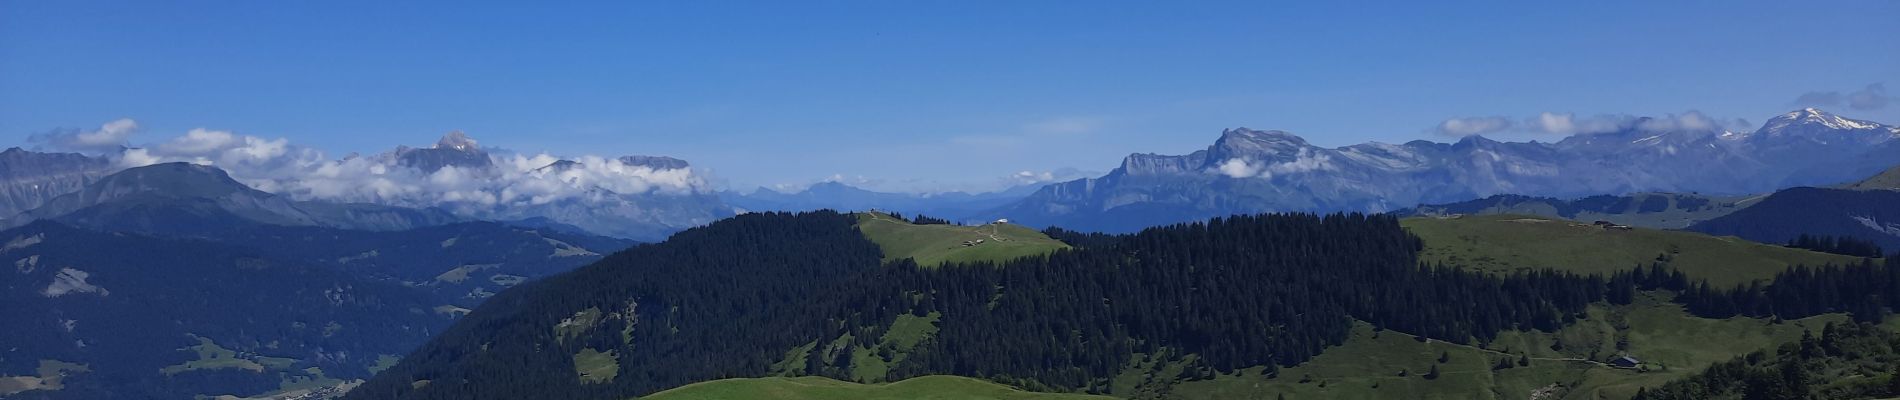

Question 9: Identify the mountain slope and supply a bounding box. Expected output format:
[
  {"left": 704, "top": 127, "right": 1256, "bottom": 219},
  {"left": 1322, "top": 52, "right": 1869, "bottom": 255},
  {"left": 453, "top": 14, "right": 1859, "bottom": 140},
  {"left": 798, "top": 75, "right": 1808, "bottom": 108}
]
[
  {"left": 1842, "top": 164, "right": 1900, "bottom": 191},
  {"left": 991, "top": 109, "right": 1899, "bottom": 233},
  {"left": 217, "top": 221, "right": 633, "bottom": 308},
  {"left": 1688, "top": 187, "right": 1900, "bottom": 251},
  {"left": 0, "top": 221, "right": 450, "bottom": 399},
  {"left": 0, "top": 148, "right": 115, "bottom": 219}
]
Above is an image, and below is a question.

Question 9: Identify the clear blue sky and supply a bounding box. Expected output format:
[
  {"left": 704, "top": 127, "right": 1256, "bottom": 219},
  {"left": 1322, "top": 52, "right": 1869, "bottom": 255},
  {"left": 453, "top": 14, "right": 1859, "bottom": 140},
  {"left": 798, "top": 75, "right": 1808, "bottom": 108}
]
[{"left": 4, "top": 1, "right": 1897, "bottom": 192}]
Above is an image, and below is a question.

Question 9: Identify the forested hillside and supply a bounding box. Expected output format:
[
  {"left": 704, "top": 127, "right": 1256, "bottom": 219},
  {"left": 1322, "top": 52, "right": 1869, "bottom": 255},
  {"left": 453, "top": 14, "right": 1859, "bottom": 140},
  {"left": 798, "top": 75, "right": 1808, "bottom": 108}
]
[{"left": 347, "top": 211, "right": 1627, "bottom": 399}]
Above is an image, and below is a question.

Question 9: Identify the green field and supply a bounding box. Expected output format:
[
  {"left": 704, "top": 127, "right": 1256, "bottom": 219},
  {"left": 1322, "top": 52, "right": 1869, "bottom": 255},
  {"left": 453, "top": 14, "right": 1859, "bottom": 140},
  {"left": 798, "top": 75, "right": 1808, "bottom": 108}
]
[
  {"left": 855, "top": 212, "right": 1069, "bottom": 267},
  {"left": 1165, "top": 293, "right": 1847, "bottom": 400},
  {"left": 160, "top": 335, "right": 267, "bottom": 375},
  {"left": 0, "top": 360, "right": 88, "bottom": 396},
  {"left": 1403, "top": 214, "right": 1863, "bottom": 286},
  {"left": 638, "top": 375, "right": 1115, "bottom": 400},
  {"left": 575, "top": 348, "right": 620, "bottom": 384},
  {"left": 850, "top": 312, "right": 942, "bottom": 382}
]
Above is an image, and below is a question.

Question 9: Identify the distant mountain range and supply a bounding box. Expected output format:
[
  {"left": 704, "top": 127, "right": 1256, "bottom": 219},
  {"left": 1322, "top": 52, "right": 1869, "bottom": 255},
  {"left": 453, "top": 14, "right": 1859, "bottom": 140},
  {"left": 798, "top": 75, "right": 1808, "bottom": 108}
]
[
  {"left": 0, "top": 132, "right": 732, "bottom": 241},
  {"left": 721, "top": 181, "right": 1042, "bottom": 222},
  {"left": 2, "top": 162, "right": 462, "bottom": 235},
  {"left": 333, "top": 132, "right": 733, "bottom": 241},
  {"left": 987, "top": 108, "right": 1900, "bottom": 232}
]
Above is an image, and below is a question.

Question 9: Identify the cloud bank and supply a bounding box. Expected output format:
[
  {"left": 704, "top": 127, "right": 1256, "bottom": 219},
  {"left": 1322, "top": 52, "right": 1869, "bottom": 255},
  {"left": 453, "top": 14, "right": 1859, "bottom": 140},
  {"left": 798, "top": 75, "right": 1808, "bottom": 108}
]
[
  {"left": 1795, "top": 83, "right": 1893, "bottom": 111},
  {"left": 1213, "top": 148, "right": 1335, "bottom": 180},
  {"left": 1433, "top": 111, "right": 1747, "bottom": 137},
  {"left": 28, "top": 119, "right": 140, "bottom": 152},
  {"left": 42, "top": 120, "right": 714, "bottom": 215}
]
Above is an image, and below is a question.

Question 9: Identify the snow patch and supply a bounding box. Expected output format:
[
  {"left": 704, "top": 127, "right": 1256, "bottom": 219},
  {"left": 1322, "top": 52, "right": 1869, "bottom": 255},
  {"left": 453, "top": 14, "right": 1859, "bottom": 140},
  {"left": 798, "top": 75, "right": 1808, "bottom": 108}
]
[
  {"left": 2, "top": 234, "right": 44, "bottom": 253},
  {"left": 1852, "top": 216, "right": 1900, "bottom": 237},
  {"left": 16, "top": 255, "right": 39, "bottom": 274},
  {"left": 42, "top": 268, "right": 107, "bottom": 297},
  {"left": 545, "top": 238, "right": 598, "bottom": 258}
]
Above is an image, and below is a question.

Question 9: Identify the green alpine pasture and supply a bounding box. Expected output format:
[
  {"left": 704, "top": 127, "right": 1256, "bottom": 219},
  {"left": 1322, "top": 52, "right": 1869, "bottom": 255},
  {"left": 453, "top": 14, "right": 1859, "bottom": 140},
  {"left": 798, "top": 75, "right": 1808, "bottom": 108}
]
[
  {"left": 1403, "top": 214, "right": 1864, "bottom": 287},
  {"left": 1164, "top": 293, "right": 1849, "bottom": 400},
  {"left": 638, "top": 375, "right": 1115, "bottom": 400},
  {"left": 854, "top": 212, "right": 1069, "bottom": 267}
]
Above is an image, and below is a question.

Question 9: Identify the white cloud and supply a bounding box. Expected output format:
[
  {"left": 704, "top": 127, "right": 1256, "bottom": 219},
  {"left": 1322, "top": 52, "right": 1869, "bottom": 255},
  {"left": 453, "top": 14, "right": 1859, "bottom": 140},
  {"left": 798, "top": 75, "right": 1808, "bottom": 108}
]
[
  {"left": 84, "top": 123, "right": 715, "bottom": 217},
  {"left": 1267, "top": 149, "right": 1334, "bottom": 175},
  {"left": 30, "top": 118, "right": 140, "bottom": 152},
  {"left": 158, "top": 128, "right": 238, "bottom": 155},
  {"left": 1847, "top": 83, "right": 1891, "bottom": 111},
  {"left": 1023, "top": 116, "right": 1103, "bottom": 136},
  {"left": 1795, "top": 83, "right": 1893, "bottom": 111},
  {"left": 1434, "top": 116, "right": 1514, "bottom": 137},
  {"left": 1212, "top": 149, "right": 1333, "bottom": 180},
  {"left": 1437, "top": 110, "right": 1744, "bottom": 137},
  {"left": 1215, "top": 158, "right": 1261, "bottom": 178},
  {"left": 1635, "top": 111, "right": 1720, "bottom": 132}
]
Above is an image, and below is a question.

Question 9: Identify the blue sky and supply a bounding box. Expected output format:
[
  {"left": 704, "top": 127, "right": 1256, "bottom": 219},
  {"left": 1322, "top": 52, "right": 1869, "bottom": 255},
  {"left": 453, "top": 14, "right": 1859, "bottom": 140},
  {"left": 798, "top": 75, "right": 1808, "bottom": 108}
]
[{"left": 3, "top": 1, "right": 1897, "bottom": 192}]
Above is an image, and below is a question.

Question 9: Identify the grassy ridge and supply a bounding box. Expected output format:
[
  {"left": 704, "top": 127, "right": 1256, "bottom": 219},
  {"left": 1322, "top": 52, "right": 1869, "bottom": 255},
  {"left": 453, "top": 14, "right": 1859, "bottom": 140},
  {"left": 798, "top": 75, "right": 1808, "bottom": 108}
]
[
  {"left": 638, "top": 375, "right": 1114, "bottom": 400},
  {"left": 855, "top": 212, "right": 1068, "bottom": 267},
  {"left": 1402, "top": 214, "right": 1862, "bottom": 287}
]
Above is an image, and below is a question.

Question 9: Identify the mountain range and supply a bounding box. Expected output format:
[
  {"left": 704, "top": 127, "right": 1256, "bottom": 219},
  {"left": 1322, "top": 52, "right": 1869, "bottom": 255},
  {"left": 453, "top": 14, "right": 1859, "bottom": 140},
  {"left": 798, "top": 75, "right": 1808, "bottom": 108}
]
[
  {"left": 2, "top": 162, "right": 462, "bottom": 235},
  {"left": 721, "top": 181, "right": 1043, "bottom": 222},
  {"left": 0, "top": 163, "right": 634, "bottom": 399},
  {"left": 987, "top": 108, "right": 1900, "bottom": 232}
]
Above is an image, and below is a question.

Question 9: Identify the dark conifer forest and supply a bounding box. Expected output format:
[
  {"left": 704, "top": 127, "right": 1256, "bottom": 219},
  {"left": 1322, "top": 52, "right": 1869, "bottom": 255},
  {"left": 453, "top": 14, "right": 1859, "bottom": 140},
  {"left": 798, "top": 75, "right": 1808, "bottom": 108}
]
[
  {"left": 346, "top": 211, "right": 1626, "bottom": 399},
  {"left": 1784, "top": 234, "right": 1885, "bottom": 258}
]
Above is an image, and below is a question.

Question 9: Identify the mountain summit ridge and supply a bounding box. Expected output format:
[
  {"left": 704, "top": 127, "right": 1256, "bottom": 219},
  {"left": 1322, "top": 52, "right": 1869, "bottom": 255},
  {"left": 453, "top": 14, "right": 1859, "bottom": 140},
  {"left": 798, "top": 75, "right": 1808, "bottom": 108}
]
[{"left": 990, "top": 108, "right": 1900, "bottom": 232}]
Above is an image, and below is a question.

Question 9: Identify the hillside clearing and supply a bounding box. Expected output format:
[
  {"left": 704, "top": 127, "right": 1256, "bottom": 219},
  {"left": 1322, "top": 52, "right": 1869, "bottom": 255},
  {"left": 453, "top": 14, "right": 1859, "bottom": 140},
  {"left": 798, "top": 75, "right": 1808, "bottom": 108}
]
[{"left": 855, "top": 212, "right": 1068, "bottom": 267}]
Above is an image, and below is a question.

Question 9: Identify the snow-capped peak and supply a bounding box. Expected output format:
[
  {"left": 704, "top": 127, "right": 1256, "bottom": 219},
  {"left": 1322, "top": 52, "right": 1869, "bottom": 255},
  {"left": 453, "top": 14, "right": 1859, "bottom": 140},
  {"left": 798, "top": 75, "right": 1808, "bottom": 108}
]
[
  {"left": 435, "top": 131, "right": 480, "bottom": 152},
  {"left": 1765, "top": 108, "right": 1882, "bottom": 131}
]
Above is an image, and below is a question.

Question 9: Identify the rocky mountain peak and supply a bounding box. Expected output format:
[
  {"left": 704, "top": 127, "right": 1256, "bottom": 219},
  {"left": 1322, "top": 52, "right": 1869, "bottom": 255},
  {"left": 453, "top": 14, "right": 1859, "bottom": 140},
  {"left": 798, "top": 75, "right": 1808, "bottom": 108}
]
[
  {"left": 435, "top": 130, "right": 480, "bottom": 152},
  {"left": 397, "top": 131, "right": 494, "bottom": 173},
  {"left": 1210, "top": 128, "right": 1312, "bottom": 160}
]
